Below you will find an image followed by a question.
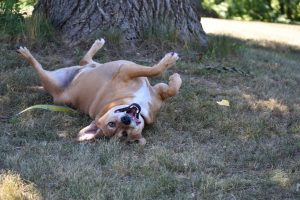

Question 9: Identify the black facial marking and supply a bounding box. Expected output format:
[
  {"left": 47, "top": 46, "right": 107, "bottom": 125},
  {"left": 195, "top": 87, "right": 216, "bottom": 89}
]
[{"left": 115, "top": 103, "right": 141, "bottom": 116}]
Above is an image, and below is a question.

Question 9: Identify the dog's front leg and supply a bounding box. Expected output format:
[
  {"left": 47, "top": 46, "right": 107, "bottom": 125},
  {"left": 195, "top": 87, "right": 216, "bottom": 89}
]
[
  {"left": 154, "top": 73, "right": 182, "bottom": 100},
  {"left": 120, "top": 52, "right": 179, "bottom": 79}
]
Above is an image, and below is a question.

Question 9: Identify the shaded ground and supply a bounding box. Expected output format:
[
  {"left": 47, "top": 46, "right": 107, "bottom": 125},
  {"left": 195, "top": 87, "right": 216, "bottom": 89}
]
[{"left": 202, "top": 17, "right": 300, "bottom": 48}]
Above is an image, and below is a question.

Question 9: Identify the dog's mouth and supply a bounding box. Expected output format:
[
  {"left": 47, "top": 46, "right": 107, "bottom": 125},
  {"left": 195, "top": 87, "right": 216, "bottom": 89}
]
[{"left": 115, "top": 103, "right": 142, "bottom": 125}]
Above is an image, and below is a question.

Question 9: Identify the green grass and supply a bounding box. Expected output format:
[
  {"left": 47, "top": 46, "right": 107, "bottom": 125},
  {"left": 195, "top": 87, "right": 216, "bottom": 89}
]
[{"left": 1, "top": 33, "right": 300, "bottom": 199}]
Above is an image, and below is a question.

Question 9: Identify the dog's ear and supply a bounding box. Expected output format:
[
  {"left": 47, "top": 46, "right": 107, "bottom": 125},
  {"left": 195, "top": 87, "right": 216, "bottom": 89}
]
[{"left": 77, "top": 121, "right": 102, "bottom": 141}]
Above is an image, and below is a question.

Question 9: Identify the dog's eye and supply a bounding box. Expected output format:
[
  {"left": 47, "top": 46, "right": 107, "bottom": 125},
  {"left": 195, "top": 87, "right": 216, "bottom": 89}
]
[{"left": 108, "top": 122, "right": 116, "bottom": 128}]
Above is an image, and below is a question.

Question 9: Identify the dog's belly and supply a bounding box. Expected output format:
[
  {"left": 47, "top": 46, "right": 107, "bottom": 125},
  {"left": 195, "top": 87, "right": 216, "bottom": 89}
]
[
  {"left": 88, "top": 78, "right": 157, "bottom": 120},
  {"left": 132, "top": 80, "right": 152, "bottom": 118},
  {"left": 64, "top": 62, "right": 159, "bottom": 121}
]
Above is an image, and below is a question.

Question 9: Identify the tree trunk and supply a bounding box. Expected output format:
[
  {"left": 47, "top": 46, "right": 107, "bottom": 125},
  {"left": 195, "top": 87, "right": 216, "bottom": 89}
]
[
  {"left": 279, "top": 0, "right": 285, "bottom": 15},
  {"left": 34, "top": 0, "right": 207, "bottom": 46}
]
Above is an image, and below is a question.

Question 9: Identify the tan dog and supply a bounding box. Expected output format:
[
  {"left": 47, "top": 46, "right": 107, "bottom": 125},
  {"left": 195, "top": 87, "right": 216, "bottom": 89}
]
[{"left": 17, "top": 39, "right": 182, "bottom": 144}]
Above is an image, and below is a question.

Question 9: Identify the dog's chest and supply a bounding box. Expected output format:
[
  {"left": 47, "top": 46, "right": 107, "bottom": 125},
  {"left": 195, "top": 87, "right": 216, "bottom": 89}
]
[{"left": 132, "top": 81, "right": 152, "bottom": 117}]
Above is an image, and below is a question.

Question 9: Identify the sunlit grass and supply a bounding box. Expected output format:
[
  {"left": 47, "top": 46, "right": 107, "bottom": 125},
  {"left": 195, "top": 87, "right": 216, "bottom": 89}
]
[
  {"left": 202, "top": 17, "right": 300, "bottom": 49},
  {"left": 243, "top": 95, "right": 289, "bottom": 113},
  {"left": 0, "top": 171, "right": 41, "bottom": 200},
  {"left": 270, "top": 170, "right": 290, "bottom": 187}
]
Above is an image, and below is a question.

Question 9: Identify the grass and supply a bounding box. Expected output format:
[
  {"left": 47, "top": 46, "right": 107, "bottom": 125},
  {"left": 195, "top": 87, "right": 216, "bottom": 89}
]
[
  {"left": 1, "top": 26, "right": 300, "bottom": 199},
  {"left": 0, "top": 170, "right": 41, "bottom": 200}
]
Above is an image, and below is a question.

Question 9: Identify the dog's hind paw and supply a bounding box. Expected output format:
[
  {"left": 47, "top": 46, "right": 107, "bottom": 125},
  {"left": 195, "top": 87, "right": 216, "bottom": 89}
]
[
  {"left": 15, "top": 45, "right": 22, "bottom": 53},
  {"left": 94, "top": 38, "right": 105, "bottom": 48},
  {"left": 16, "top": 46, "right": 33, "bottom": 60}
]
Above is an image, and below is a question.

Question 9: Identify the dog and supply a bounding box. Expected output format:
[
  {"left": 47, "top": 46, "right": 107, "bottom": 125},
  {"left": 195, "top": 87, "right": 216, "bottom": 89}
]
[{"left": 17, "top": 39, "right": 182, "bottom": 145}]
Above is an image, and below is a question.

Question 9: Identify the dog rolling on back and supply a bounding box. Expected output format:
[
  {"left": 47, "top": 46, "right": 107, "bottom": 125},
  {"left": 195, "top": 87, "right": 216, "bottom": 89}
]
[{"left": 17, "top": 39, "right": 182, "bottom": 145}]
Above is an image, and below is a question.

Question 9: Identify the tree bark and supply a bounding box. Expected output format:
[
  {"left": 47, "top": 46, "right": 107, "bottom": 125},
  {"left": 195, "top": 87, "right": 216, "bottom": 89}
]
[{"left": 34, "top": 0, "right": 207, "bottom": 46}]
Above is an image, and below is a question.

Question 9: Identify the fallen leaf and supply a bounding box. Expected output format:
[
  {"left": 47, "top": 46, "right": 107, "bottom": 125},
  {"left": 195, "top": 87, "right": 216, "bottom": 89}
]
[{"left": 217, "top": 99, "right": 230, "bottom": 107}]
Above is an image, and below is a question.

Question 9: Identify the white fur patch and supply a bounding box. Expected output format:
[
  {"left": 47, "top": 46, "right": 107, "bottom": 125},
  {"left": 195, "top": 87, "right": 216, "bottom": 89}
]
[{"left": 133, "top": 81, "right": 151, "bottom": 118}]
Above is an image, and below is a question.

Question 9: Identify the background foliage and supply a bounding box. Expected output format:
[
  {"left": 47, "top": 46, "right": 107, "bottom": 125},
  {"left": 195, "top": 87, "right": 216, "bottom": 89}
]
[
  {"left": 0, "top": 0, "right": 24, "bottom": 35},
  {"left": 0, "top": 0, "right": 54, "bottom": 45},
  {"left": 202, "top": 0, "right": 300, "bottom": 23}
]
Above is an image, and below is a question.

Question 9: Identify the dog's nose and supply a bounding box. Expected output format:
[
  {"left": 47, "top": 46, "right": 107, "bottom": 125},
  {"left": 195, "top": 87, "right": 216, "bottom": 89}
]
[{"left": 121, "top": 115, "right": 131, "bottom": 125}]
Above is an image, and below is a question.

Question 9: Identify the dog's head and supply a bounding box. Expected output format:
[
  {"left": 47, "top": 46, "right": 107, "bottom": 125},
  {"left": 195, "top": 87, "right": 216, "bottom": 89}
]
[{"left": 77, "top": 103, "right": 146, "bottom": 145}]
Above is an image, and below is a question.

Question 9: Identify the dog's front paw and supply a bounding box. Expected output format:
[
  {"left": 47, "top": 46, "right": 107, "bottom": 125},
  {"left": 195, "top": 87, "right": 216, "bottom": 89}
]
[
  {"left": 169, "top": 73, "right": 182, "bottom": 89},
  {"left": 138, "top": 137, "right": 146, "bottom": 145},
  {"left": 169, "top": 73, "right": 181, "bottom": 82},
  {"left": 159, "top": 52, "right": 179, "bottom": 69}
]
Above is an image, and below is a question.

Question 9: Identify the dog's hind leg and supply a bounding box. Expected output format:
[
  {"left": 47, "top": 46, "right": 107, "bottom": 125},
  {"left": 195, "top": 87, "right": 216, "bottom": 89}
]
[
  {"left": 79, "top": 38, "right": 105, "bottom": 66},
  {"left": 153, "top": 73, "right": 182, "bottom": 100},
  {"left": 17, "top": 47, "right": 64, "bottom": 102}
]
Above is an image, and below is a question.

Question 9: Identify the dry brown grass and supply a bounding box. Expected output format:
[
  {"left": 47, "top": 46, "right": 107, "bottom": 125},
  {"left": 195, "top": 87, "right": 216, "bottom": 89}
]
[{"left": 0, "top": 170, "right": 41, "bottom": 200}]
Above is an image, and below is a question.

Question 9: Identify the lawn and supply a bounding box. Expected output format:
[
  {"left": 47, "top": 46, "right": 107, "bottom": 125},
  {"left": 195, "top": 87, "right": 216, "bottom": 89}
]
[{"left": 0, "top": 30, "right": 300, "bottom": 199}]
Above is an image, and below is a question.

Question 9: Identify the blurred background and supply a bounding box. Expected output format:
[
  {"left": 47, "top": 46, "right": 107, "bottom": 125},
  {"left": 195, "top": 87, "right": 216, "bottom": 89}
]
[
  {"left": 1, "top": 0, "right": 299, "bottom": 45},
  {"left": 201, "top": 0, "right": 300, "bottom": 23}
]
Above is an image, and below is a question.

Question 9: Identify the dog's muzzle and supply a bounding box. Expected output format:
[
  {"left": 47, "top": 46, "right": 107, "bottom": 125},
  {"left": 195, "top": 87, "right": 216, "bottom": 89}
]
[
  {"left": 115, "top": 103, "right": 141, "bottom": 125},
  {"left": 121, "top": 115, "right": 131, "bottom": 125}
]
